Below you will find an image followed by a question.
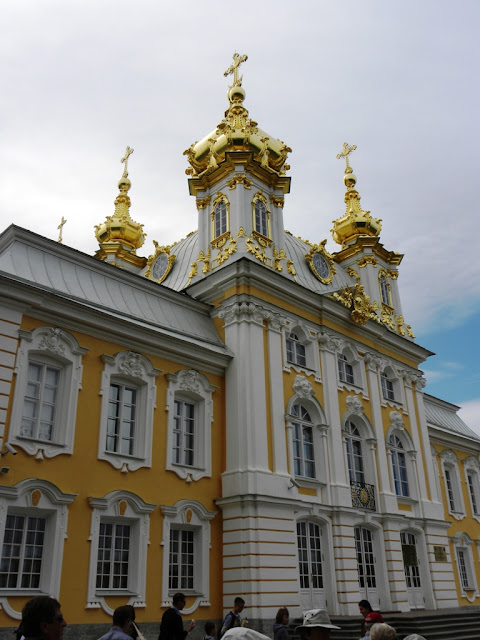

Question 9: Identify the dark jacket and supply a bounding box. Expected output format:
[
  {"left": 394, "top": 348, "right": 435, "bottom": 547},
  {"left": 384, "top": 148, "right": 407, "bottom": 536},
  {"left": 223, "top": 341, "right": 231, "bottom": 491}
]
[
  {"left": 273, "top": 623, "right": 290, "bottom": 640},
  {"left": 159, "top": 608, "right": 187, "bottom": 640}
]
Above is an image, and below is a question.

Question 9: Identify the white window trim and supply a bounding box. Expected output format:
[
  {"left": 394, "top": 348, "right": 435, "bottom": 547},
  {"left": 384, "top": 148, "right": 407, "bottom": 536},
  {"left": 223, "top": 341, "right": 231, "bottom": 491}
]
[
  {"left": 98, "top": 351, "right": 161, "bottom": 472},
  {"left": 285, "top": 376, "right": 329, "bottom": 489},
  {"left": 160, "top": 499, "right": 216, "bottom": 613},
  {"left": 385, "top": 423, "right": 418, "bottom": 503},
  {"left": 453, "top": 532, "right": 478, "bottom": 601},
  {"left": 440, "top": 449, "right": 465, "bottom": 520},
  {"left": 342, "top": 397, "right": 377, "bottom": 488},
  {"left": 165, "top": 370, "right": 216, "bottom": 482},
  {"left": 282, "top": 321, "right": 321, "bottom": 381},
  {"left": 463, "top": 456, "right": 480, "bottom": 523},
  {"left": 378, "top": 364, "right": 405, "bottom": 409},
  {"left": 336, "top": 342, "right": 366, "bottom": 394},
  {"left": 9, "top": 327, "right": 88, "bottom": 458},
  {"left": 87, "top": 490, "right": 155, "bottom": 615},
  {"left": 0, "top": 479, "right": 76, "bottom": 618}
]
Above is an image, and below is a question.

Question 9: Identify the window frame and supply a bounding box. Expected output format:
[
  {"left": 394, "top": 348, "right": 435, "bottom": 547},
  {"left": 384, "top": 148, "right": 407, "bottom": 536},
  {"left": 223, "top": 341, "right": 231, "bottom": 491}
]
[
  {"left": 8, "top": 327, "right": 87, "bottom": 458},
  {"left": 291, "top": 404, "right": 316, "bottom": 479},
  {"left": 210, "top": 193, "right": 230, "bottom": 242},
  {"left": 379, "top": 270, "right": 392, "bottom": 307},
  {"left": 0, "top": 479, "right": 75, "bottom": 601},
  {"left": 251, "top": 191, "right": 271, "bottom": 240},
  {"left": 160, "top": 500, "right": 216, "bottom": 607},
  {"left": 463, "top": 456, "right": 480, "bottom": 523},
  {"left": 282, "top": 323, "right": 320, "bottom": 379},
  {"left": 165, "top": 370, "right": 216, "bottom": 482},
  {"left": 87, "top": 490, "right": 155, "bottom": 614},
  {"left": 98, "top": 351, "right": 161, "bottom": 472},
  {"left": 338, "top": 353, "right": 354, "bottom": 385},
  {"left": 439, "top": 450, "right": 465, "bottom": 520},
  {"left": 452, "top": 533, "right": 478, "bottom": 600},
  {"left": 286, "top": 332, "right": 307, "bottom": 368},
  {"left": 379, "top": 365, "right": 404, "bottom": 408}
]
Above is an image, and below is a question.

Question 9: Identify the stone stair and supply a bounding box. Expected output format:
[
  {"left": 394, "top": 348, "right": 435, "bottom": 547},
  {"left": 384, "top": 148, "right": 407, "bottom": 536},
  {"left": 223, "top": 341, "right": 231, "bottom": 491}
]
[{"left": 290, "top": 608, "right": 480, "bottom": 640}]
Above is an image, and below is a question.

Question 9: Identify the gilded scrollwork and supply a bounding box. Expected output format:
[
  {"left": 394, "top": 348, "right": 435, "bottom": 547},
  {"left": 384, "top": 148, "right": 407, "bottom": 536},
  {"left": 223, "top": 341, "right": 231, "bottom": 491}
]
[
  {"left": 196, "top": 196, "right": 211, "bottom": 210},
  {"left": 246, "top": 233, "right": 270, "bottom": 265},
  {"left": 226, "top": 173, "right": 253, "bottom": 190},
  {"left": 212, "top": 234, "right": 237, "bottom": 267},
  {"left": 269, "top": 194, "right": 285, "bottom": 208},
  {"left": 145, "top": 241, "right": 176, "bottom": 284},
  {"left": 357, "top": 255, "right": 378, "bottom": 268},
  {"left": 305, "top": 240, "right": 336, "bottom": 284}
]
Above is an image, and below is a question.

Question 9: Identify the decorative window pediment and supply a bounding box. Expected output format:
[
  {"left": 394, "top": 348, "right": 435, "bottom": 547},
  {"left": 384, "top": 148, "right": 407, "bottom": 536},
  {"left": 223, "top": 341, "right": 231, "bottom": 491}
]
[
  {"left": 9, "top": 327, "right": 88, "bottom": 458},
  {"left": 166, "top": 370, "right": 216, "bottom": 481},
  {"left": 87, "top": 490, "right": 155, "bottom": 615},
  {"left": 98, "top": 351, "right": 161, "bottom": 472}
]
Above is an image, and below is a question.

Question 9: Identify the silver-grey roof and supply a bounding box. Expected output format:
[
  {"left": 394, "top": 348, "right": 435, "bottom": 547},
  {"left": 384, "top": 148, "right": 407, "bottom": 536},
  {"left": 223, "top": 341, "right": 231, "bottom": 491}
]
[
  {"left": 0, "top": 226, "right": 227, "bottom": 350},
  {"left": 424, "top": 394, "right": 480, "bottom": 442},
  {"left": 159, "top": 228, "right": 352, "bottom": 294}
]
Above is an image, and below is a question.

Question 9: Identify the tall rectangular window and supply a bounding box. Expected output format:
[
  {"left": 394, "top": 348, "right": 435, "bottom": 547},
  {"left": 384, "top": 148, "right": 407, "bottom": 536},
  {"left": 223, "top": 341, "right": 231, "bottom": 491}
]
[
  {"left": 96, "top": 522, "right": 130, "bottom": 589},
  {"left": 0, "top": 514, "right": 46, "bottom": 589},
  {"left": 21, "top": 362, "right": 60, "bottom": 441},
  {"left": 467, "top": 473, "right": 479, "bottom": 515},
  {"left": 173, "top": 400, "right": 195, "bottom": 466},
  {"left": 457, "top": 549, "right": 471, "bottom": 589},
  {"left": 381, "top": 373, "right": 395, "bottom": 401},
  {"left": 107, "top": 384, "right": 136, "bottom": 455},
  {"left": 444, "top": 468, "right": 457, "bottom": 511},
  {"left": 169, "top": 528, "right": 194, "bottom": 591},
  {"left": 338, "top": 354, "right": 354, "bottom": 384}
]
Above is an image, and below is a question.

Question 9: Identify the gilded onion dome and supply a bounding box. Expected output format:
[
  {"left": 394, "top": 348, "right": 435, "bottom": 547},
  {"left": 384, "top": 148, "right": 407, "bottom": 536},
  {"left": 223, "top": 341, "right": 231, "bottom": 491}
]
[
  {"left": 331, "top": 142, "right": 382, "bottom": 248},
  {"left": 95, "top": 146, "right": 146, "bottom": 254},
  {"left": 183, "top": 53, "right": 291, "bottom": 178}
]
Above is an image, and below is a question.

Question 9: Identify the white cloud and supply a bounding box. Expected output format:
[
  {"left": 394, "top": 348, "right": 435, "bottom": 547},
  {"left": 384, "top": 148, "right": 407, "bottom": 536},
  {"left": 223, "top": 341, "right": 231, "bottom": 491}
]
[{"left": 458, "top": 400, "right": 480, "bottom": 438}]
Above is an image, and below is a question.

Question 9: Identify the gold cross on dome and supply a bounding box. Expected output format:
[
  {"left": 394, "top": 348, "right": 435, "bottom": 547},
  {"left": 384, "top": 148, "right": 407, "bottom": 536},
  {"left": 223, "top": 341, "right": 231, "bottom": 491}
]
[
  {"left": 57, "top": 216, "right": 67, "bottom": 243},
  {"left": 224, "top": 52, "right": 248, "bottom": 87},
  {"left": 120, "top": 146, "right": 134, "bottom": 178},
  {"left": 336, "top": 142, "right": 357, "bottom": 171}
]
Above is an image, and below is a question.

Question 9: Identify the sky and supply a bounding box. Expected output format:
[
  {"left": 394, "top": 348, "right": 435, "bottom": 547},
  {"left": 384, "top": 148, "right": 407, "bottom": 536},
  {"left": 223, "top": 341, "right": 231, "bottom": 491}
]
[{"left": 1, "top": 1, "right": 479, "bottom": 432}]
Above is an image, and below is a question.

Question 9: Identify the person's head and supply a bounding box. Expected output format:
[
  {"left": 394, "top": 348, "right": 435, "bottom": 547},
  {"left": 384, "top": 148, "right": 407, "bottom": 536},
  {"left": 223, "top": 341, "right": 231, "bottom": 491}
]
[
  {"left": 205, "top": 621, "right": 216, "bottom": 637},
  {"left": 275, "top": 608, "right": 289, "bottom": 625},
  {"left": 125, "top": 605, "right": 136, "bottom": 622},
  {"left": 295, "top": 609, "right": 341, "bottom": 640},
  {"left": 369, "top": 623, "right": 396, "bottom": 640},
  {"left": 113, "top": 606, "right": 132, "bottom": 631},
  {"left": 364, "top": 612, "right": 384, "bottom": 632},
  {"left": 233, "top": 597, "right": 245, "bottom": 614},
  {"left": 358, "top": 600, "right": 373, "bottom": 618},
  {"left": 21, "top": 596, "right": 66, "bottom": 640},
  {"left": 403, "top": 636, "right": 426, "bottom": 640},
  {"left": 172, "top": 593, "right": 187, "bottom": 610}
]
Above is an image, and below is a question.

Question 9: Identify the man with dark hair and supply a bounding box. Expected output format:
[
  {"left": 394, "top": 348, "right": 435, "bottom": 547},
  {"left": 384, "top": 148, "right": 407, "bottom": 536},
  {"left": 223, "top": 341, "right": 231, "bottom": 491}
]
[
  {"left": 158, "top": 593, "right": 195, "bottom": 640},
  {"left": 219, "top": 597, "right": 245, "bottom": 638},
  {"left": 21, "top": 596, "right": 67, "bottom": 640},
  {"left": 97, "top": 605, "right": 134, "bottom": 640}
]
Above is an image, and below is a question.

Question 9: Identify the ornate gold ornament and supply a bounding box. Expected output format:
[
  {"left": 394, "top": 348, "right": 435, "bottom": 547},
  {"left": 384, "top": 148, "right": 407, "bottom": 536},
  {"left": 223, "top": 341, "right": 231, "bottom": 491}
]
[
  {"left": 333, "top": 284, "right": 381, "bottom": 326},
  {"left": 145, "top": 241, "right": 176, "bottom": 283},
  {"left": 387, "top": 268, "right": 399, "bottom": 279},
  {"left": 212, "top": 234, "right": 237, "bottom": 267},
  {"left": 272, "top": 246, "right": 287, "bottom": 272},
  {"left": 331, "top": 143, "right": 382, "bottom": 248},
  {"left": 183, "top": 54, "right": 291, "bottom": 179},
  {"left": 246, "top": 233, "right": 270, "bottom": 265},
  {"left": 347, "top": 267, "right": 361, "bottom": 283},
  {"left": 305, "top": 240, "right": 336, "bottom": 284},
  {"left": 196, "top": 196, "right": 211, "bottom": 210},
  {"left": 236, "top": 227, "right": 247, "bottom": 237},
  {"left": 269, "top": 194, "right": 285, "bottom": 208},
  {"left": 95, "top": 146, "right": 146, "bottom": 268},
  {"left": 357, "top": 255, "right": 378, "bottom": 268},
  {"left": 187, "top": 262, "right": 198, "bottom": 286},
  {"left": 287, "top": 260, "right": 297, "bottom": 281},
  {"left": 226, "top": 173, "right": 253, "bottom": 190}
]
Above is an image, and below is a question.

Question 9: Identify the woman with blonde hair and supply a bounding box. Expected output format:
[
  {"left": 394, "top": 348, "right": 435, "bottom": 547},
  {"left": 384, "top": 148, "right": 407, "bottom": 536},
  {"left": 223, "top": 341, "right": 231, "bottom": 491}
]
[{"left": 369, "top": 623, "right": 397, "bottom": 640}]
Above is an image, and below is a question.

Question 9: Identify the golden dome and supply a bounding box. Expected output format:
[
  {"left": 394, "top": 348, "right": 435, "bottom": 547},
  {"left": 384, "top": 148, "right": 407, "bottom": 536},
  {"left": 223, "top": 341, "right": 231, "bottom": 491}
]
[
  {"left": 184, "top": 53, "right": 291, "bottom": 178},
  {"left": 331, "top": 143, "right": 382, "bottom": 248},
  {"left": 95, "top": 146, "right": 145, "bottom": 254}
]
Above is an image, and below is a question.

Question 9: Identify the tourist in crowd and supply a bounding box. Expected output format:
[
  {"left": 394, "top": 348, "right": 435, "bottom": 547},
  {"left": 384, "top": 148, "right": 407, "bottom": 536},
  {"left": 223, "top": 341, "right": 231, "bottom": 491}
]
[
  {"left": 369, "top": 623, "right": 396, "bottom": 640},
  {"left": 273, "top": 607, "right": 291, "bottom": 640}
]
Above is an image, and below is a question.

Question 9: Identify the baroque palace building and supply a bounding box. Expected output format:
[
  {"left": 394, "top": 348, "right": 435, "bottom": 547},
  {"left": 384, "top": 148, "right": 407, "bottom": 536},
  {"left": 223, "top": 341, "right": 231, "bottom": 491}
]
[{"left": 1, "top": 54, "right": 480, "bottom": 635}]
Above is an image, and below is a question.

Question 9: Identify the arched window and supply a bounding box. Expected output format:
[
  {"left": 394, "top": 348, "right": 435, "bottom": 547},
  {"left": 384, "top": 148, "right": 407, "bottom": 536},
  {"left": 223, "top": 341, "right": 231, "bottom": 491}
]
[
  {"left": 292, "top": 404, "right": 315, "bottom": 479},
  {"left": 379, "top": 274, "right": 391, "bottom": 306},
  {"left": 345, "top": 421, "right": 365, "bottom": 483},
  {"left": 381, "top": 371, "right": 395, "bottom": 401},
  {"left": 254, "top": 200, "right": 268, "bottom": 237},
  {"left": 214, "top": 201, "right": 227, "bottom": 238},
  {"left": 338, "top": 353, "right": 354, "bottom": 384},
  {"left": 389, "top": 434, "right": 409, "bottom": 497},
  {"left": 286, "top": 332, "right": 307, "bottom": 367}
]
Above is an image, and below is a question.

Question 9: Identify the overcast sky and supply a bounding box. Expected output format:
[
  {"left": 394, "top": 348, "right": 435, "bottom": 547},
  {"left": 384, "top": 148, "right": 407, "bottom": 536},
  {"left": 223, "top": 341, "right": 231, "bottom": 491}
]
[{"left": 1, "top": 1, "right": 479, "bottom": 431}]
